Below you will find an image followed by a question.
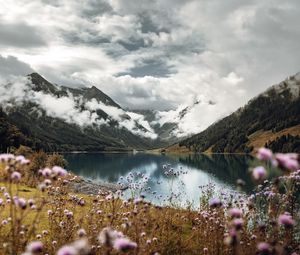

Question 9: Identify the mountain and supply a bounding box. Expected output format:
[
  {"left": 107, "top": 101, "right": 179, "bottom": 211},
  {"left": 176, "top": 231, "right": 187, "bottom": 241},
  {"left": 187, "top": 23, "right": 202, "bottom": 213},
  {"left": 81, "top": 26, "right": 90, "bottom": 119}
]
[
  {"left": 0, "top": 73, "right": 168, "bottom": 152},
  {"left": 172, "top": 72, "right": 300, "bottom": 153},
  {"left": 132, "top": 109, "right": 181, "bottom": 142}
]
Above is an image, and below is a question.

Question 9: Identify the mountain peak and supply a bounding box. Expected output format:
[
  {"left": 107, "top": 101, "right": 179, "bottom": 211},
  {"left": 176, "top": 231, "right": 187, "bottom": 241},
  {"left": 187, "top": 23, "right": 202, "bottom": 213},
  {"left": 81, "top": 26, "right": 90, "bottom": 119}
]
[
  {"left": 27, "top": 72, "right": 58, "bottom": 94},
  {"left": 84, "top": 85, "right": 121, "bottom": 108}
]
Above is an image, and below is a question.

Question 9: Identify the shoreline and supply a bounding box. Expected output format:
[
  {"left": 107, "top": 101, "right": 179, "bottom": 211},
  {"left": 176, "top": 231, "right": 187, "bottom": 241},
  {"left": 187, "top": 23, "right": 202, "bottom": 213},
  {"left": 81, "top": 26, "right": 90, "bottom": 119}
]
[
  {"left": 68, "top": 176, "right": 127, "bottom": 195},
  {"left": 59, "top": 150, "right": 146, "bottom": 154}
]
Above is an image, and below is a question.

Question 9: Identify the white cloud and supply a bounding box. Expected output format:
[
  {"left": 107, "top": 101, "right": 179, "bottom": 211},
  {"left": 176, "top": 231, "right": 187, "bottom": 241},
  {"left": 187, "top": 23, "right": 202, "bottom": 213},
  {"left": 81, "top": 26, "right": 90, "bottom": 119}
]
[
  {"left": 0, "top": 0, "right": 299, "bottom": 137},
  {"left": 0, "top": 76, "right": 157, "bottom": 138}
]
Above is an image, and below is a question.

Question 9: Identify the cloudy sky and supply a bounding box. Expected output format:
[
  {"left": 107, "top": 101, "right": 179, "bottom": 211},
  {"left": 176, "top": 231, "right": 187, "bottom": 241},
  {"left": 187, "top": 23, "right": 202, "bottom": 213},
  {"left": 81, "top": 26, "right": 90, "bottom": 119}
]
[{"left": 0, "top": 0, "right": 299, "bottom": 115}]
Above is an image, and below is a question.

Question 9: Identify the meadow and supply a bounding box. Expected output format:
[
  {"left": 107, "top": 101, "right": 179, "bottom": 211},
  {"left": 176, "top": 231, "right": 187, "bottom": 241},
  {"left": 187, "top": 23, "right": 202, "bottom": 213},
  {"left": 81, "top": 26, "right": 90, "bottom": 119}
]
[{"left": 0, "top": 148, "right": 299, "bottom": 255}]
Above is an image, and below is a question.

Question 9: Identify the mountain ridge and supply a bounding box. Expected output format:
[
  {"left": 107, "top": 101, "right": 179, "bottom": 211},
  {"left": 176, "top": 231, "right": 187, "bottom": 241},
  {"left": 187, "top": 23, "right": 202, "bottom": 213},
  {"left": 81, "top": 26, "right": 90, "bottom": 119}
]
[
  {"left": 1, "top": 72, "right": 299, "bottom": 153},
  {"left": 0, "top": 73, "right": 168, "bottom": 152},
  {"left": 170, "top": 72, "right": 300, "bottom": 153}
]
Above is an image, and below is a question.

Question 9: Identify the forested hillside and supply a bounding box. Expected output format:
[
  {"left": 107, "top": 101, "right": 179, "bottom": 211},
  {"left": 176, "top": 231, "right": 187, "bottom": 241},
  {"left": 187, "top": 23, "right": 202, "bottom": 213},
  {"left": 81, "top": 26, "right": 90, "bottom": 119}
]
[
  {"left": 0, "top": 73, "right": 167, "bottom": 152},
  {"left": 178, "top": 73, "right": 300, "bottom": 153}
]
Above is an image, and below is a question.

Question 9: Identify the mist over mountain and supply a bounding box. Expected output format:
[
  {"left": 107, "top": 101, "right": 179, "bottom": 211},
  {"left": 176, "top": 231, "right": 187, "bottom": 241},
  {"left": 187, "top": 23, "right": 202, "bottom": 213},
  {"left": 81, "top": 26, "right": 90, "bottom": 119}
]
[
  {"left": 0, "top": 73, "right": 172, "bottom": 152},
  {"left": 1, "top": 72, "right": 299, "bottom": 153},
  {"left": 174, "top": 72, "right": 300, "bottom": 153}
]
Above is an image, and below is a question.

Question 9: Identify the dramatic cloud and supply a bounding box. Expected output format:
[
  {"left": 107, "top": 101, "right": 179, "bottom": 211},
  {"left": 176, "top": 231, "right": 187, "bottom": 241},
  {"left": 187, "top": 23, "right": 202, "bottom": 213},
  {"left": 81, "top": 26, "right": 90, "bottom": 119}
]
[
  {"left": 0, "top": 0, "right": 299, "bottom": 136},
  {"left": 0, "top": 22, "right": 47, "bottom": 48},
  {"left": 0, "top": 55, "right": 34, "bottom": 77}
]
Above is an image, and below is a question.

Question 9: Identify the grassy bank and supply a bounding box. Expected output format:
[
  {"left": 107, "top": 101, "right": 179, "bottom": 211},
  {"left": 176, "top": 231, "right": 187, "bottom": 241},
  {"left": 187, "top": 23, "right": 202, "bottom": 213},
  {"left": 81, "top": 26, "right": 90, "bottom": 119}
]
[{"left": 0, "top": 150, "right": 299, "bottom": 255}]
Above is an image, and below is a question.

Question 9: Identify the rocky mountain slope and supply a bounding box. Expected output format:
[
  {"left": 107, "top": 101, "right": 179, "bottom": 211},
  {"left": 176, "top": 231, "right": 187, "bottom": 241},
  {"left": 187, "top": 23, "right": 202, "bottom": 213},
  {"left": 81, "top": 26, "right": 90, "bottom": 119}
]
[
  {"left": 175, "top": 73, "right": 300, "bottom": 153},
  {"left": 0, "top": 73, "right": 167, "bottom": 152}
]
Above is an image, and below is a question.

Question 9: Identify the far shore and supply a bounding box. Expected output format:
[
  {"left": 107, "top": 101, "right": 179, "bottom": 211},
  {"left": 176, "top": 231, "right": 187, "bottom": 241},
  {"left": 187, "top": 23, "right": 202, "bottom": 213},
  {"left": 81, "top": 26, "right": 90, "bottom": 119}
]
[{"left": 58, "top": 149, "right": 253, "bottom": 156}]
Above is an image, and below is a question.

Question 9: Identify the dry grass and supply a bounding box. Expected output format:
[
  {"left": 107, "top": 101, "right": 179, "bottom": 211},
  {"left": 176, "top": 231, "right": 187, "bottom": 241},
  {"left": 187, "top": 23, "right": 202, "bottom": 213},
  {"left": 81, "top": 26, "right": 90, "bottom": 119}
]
[
  {"left": 0, "top": 154, "right": 299, "bottom": 255},
  {"left": 247, "top": 124, "right": 300, "bottom": 149}
]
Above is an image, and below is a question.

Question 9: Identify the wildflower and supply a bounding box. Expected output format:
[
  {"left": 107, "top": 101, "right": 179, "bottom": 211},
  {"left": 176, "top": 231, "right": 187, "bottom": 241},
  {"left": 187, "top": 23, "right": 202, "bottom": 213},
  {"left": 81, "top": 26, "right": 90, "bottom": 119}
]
[
  {"left": 228, "top": 208, "right": 242, "bottom": 218},
  {"left": 209, "top": 198, "right": 222, "bottom": 208},
  {"left": 257, "top": 148, "right": 273, "bottom": 161},
  {"left": 44, "top": 179, "right": 52, "bottom": 186},
  {"left": 78, "top": 199, "right": 85, "bottom": 206},
  {"left": 113, "top": 238, "right": 137, "bottom": 252},
  {"left": 252, "top": 166, "right": 267, "bottom": 181},
  {"left": 47, "top": 210, "right": 53, "bottom": 216},
  {"left": 28, "top": 199, "right": 35, "bottom": 206},
  {"left": 52, "top": 166, "right": 67, "bottom": 176},
  {"left": 78, "top": 228, "right": 86, "bottom": 237},
  {"left": 11, "top": 171, "right": 21, "bottom": 181},
  {"left": 57, "top": 245, "right": 77, "bottom": 255},
  {"left": 278, "top": 213, "right": 295, "bottom": 227},
  {"left": 59, "top": 221, "right": 65, "bottom": 228},
  {"left": 15, "top": 197, "right": 27, "bottom": 209},
  {"left": 257, "top": 242, "right": 270, "bottom": 254},
  {"left": 275, "top": 153, "right": 299, "bottom": 171},
  {"left": 224, "top": 229, "right": 237, "bottom": 246},
  {"left": 38, "top": 183, "right": 47, "bottom": 192},
  {"left": 236, "top": 179, "right": 245, "bottom": 187},
  {"left": 42, "top": 168, "right": 52, "bottom": 177},
  {"left": 0, "top": 153, "right": 14, "bottom": 162},
  {"left": 16, "top": 155, "right": 30, "bottom": 165},
  {"left": 2, "top": 220, "right": 8, "bottom": 225},
  {"left": 98, "top": 227, "right": 124, "bottom": 246},
  {"left": 26, "top": 241, "right": 43, "bottom": 254},
  {"left": 232, "top": 218, "right": 244, "bottom": 230}
]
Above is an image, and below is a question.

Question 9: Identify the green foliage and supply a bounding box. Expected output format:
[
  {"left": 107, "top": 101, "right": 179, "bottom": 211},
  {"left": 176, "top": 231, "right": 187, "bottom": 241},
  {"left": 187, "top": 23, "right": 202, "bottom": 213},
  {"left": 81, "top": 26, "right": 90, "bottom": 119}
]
[
  {"left": 0, "top": 73, "right": 169, "bottom": 153},
  {"left": 266, "top": 134, "right": 300, "bottom": 153},
  {"left": 0, "top": 109, "right": 27, "bottom": 152},
  {"left": 179, "top": 77, "right": 300, "bottom": 153}
]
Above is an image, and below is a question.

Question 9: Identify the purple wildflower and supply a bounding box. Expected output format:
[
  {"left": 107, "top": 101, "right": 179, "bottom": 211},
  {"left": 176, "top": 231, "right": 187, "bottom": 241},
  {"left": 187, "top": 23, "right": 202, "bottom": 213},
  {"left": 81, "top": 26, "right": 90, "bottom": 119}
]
[
  {"left": 275, "top": 153, "right": 299, "bottom": 171},
  {"left": 77, "top": 228, "right": 86, "bottom": 237},
  {"left": 232, "top": 218, "right": 244, "bottom": 230},
  {"left": 26, "top": 241, "right": 43, "bottom": 254},
  {"left": 57, "top": 246, "right": 77, "bottom": 255},
  {"left": 15, "top": 197, "right": 27, "bottom": 209},
  {"left": 278, "top": 213, "right": 295, "bottom": 227},
  {"left": 228, "top": 208, "right": 242, "bottom": 218},
  {"left": 209, "top": 198, "right": 222, "bottom": 208},
  {"left": 0, "top": 153, "right": 14, "bottom": 162},
  {"left": 52, "top": 166, "right": 67, "bottom": 176},
  {"left": 257, "top": 148, "right": 273, "bottom": 161},
  {"left": 113, "top": 238, "right": 137, "bottom": 252},
  {"left": 252, "top": 166, "right": 267, "bottom": 181},
  {"left": 257, "top": 242, "right": 270, "bottom": 254},
  {"left": 42, "top": 168, "right": 52, "bottom": 177},
  {"left": 11, "top": 171, "right": 21, "bottom": 181}
]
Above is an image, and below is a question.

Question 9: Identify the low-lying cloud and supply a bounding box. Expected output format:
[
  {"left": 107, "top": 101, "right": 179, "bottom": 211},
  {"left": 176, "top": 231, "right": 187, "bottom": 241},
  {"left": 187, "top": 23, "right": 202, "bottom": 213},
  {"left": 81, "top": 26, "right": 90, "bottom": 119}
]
[{"left": 0, "top": 76, "right": 157, "bottom": 139}]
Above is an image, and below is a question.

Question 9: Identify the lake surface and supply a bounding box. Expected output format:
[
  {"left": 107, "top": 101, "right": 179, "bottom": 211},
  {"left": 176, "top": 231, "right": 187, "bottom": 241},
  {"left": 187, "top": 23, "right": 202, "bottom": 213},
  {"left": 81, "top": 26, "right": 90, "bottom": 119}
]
[{"left": 64, "top": 153, "right": 264, "bottom": 207}]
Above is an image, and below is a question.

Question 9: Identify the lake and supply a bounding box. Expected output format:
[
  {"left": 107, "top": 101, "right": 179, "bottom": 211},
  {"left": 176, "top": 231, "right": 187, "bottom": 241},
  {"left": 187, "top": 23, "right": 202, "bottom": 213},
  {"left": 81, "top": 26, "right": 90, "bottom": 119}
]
[{"left": 64, "top": 153, "right": 265, "bottom": 207}]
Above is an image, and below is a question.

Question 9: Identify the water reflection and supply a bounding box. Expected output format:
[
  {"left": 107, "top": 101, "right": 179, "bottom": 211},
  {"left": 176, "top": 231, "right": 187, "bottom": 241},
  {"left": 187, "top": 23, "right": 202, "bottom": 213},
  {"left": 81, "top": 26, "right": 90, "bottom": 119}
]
[{"left": 64, "top": 153, "right": 258, "bottom": 206}]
